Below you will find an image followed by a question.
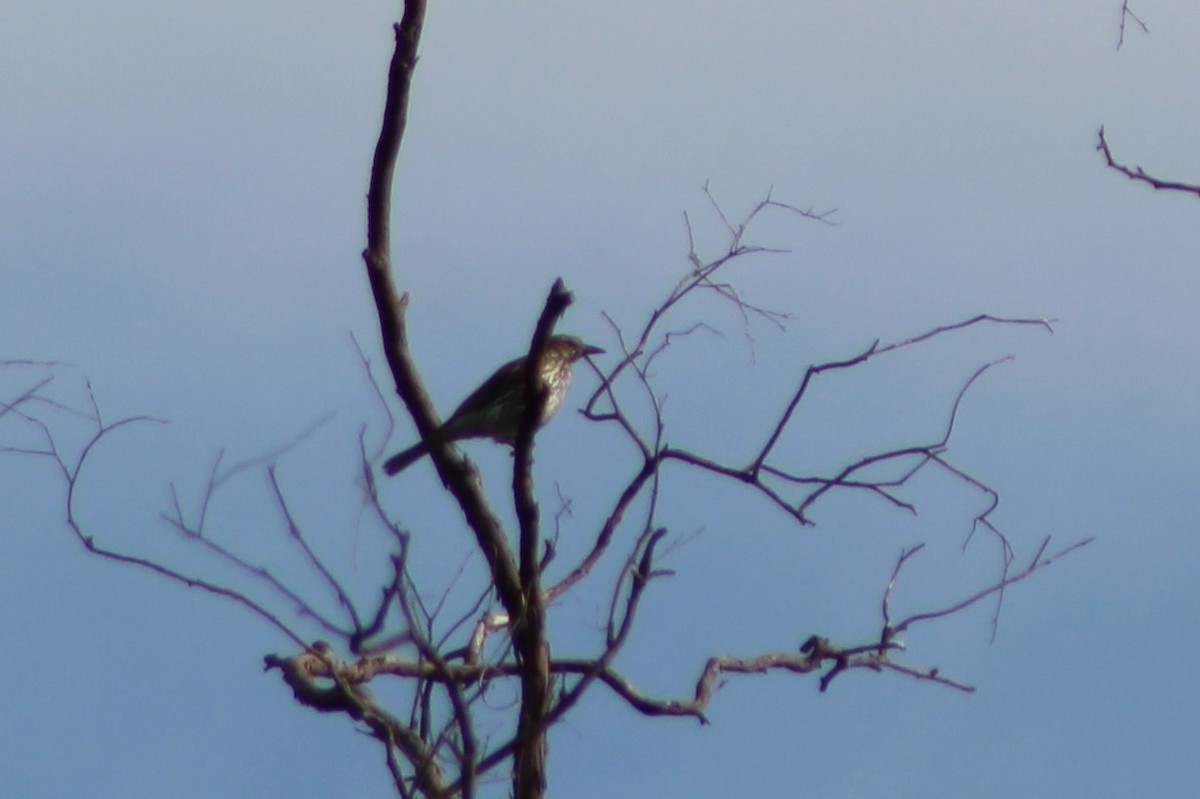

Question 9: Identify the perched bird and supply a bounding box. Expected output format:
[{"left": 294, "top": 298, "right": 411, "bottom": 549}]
[{"left": 383, "top": 335, "right": 603, "bottom": 475}]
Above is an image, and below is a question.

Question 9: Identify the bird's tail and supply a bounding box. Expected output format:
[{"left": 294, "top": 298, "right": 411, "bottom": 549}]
[{"left": 382, "top": 440, "right": 431, "bottom": 475}]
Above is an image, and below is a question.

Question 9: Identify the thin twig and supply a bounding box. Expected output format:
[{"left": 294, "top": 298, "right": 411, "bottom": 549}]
[{"left": 1097, "top": 126, "right": 1200, "bottom": 198}]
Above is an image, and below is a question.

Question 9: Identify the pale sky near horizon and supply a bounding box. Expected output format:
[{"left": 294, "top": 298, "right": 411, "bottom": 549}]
[{"left": 4, "top": 2, "right": 1200, "bottom": 797}]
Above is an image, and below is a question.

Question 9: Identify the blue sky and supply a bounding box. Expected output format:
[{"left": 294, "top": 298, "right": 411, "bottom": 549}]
[{"left": 3, "top": 2, "right": 1200, "bottom": 797}]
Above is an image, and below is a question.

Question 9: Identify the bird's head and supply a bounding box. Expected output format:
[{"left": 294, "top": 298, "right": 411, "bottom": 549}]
[{"left": 547, "top": 335, "right": 604, "bottom": 363}]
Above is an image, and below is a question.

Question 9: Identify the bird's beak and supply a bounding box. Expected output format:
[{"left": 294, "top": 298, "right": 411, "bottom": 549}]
[{"left": 583, "top": 344, "right": 605, "bottom": 356}]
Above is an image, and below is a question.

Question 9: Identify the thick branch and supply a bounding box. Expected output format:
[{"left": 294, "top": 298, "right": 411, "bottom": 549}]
[
  {"left": 367, "top": 6, "right": 426, "bottom": 259},
  {"left": 271, "top": 520, "right": 1085, "bottom": 775},
  {"left": 510, "top": 280, "right": 573, "bottom": 799},
  {"left": 360, "top": 1, "right": 524, "bottom": 630},
  {"left": 266, "top": 646, "right": 449, "bottom": 798}
]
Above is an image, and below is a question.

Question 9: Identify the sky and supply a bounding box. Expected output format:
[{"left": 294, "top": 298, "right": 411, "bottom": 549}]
[{"left": 3, "top": 1, "right": 1200, "bottom": 797}]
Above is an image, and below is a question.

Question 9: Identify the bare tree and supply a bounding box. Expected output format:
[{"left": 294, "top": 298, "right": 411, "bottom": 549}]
[{"left": 2, "top": 4, "right": 1086, "bottom": 799}]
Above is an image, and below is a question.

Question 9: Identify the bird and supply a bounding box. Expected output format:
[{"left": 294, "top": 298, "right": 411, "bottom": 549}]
[{"left": 382, "top": 335, "right": 603, "bottom": 475}]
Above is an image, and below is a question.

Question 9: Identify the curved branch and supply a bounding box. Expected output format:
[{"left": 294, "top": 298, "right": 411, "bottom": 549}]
[
  {"left": 360, "top": 0, "right": 525, "bottom": 633},
  {"left": 62, "top": 415, "right": 310, "bottom": 648},
  {"left": 756, "top": 317, "right": 1052, "bottom": 471},
  {"left": 1097, "top": 126, "right": 1200, "bottom": 198},
  {"left": 886, "top": 536, "right": 1092, "bottom": 638},
  {"left": 546, "top": 456, "right": 657, "bottom": 601}
]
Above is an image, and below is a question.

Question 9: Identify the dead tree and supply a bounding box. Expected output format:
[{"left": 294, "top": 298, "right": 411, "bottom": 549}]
[{"left": 2, "top": 4, "right": 1086, "bottom": 799}]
